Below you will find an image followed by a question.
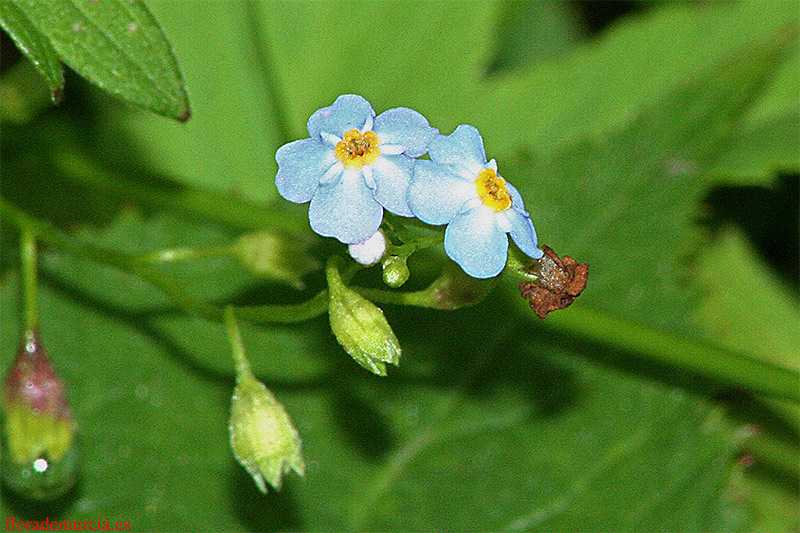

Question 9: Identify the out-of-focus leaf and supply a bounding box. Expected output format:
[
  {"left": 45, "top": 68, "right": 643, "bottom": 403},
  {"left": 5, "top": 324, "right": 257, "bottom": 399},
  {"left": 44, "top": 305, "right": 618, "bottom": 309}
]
[
  {"left": 471, "top": 1, "right": 798, "bottom": 157},
  {"left": 0, "top": 60, "right": 54, "bottom": 124},
  {"left": 695, "top": 229, "right": 799, "bottom": 371},
  {"left": 0, "top": 0, "right": 64, "bottom": 100},
  {"left": 708, "top": 113, "right": 800, "bottom": 184},
  {"left": 89, "top": 0, "right": 285, "bottom": 202},
  {"left": 488, "top": 0, "right": 585, "bottom": 73},
  {"left": 10, "top": 0, "right": 189, "bottom": 120}
]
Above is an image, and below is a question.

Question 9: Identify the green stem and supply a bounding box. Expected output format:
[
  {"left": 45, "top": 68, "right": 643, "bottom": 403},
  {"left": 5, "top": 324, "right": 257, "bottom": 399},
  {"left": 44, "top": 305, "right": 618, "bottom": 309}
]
[
  {"left": 224, "top": 306, "right": 252, "bottom": 380},
  {"left": 20, "top": 226, "right": 38, "bottom": 331},
  {"left": 536, "top": 300, "right": 800, "bottom": 404},
  {"left": 133, "top": 244, "right": 233, "bottom": 265},
  {"left": 1, "top": 198, "right": 328, "bottom": 325},
  {"left": 356, "top": 286, "right": 435, "bottom": 307}
]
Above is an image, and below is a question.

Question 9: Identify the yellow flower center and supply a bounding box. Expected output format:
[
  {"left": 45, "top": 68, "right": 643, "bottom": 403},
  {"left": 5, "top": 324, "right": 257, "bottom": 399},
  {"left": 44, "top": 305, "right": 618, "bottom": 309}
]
[
  {"left": 334, "top": 129, "right": 381, "bottom": 168},
  {"left": 475, "top": 168, "right": 511, "bottom": 211}
]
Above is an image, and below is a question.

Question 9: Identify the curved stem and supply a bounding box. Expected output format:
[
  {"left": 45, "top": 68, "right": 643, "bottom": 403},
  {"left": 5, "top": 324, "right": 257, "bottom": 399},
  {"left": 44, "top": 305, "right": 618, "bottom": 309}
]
[{"left": 1, "top": 198, "right": 328, "bottom": 325}]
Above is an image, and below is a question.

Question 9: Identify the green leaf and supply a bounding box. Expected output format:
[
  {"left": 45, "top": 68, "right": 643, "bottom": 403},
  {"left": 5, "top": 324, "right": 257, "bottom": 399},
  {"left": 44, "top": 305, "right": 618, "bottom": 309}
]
[
  {"left": 10, "top": 0, "right": 189, "bottom": 120},
  {"left": 0, "top": 216, "right": 749, "bottom": 528},
  {"left": 84, "top": 0, "right": 285, "bottom": 202},
  {"left": 696, "top": 228, "right": 799, "bottom": 371},
  {"left": 0, "top": 0, "right": 64, "bottom": 101},
  {"left": 471, "top": 1, "right": 799, "bottom": 157},
  {"left": 708, "top": 112, "right": 800, "bottom": 184}
]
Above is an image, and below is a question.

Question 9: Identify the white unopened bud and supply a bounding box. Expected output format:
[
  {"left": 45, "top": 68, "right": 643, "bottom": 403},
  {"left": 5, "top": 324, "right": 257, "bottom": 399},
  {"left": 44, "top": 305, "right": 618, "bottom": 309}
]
[{"left": 347, "top": 231, "right": 386, "bottom": 266}]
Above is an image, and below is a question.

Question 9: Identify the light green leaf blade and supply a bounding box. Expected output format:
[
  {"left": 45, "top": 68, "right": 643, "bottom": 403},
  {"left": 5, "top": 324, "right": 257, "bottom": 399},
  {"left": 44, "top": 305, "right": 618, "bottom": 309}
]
[
  {"left": 471, "top": 1, "right": 798, "bottom": 157},
  {"left": 88, "top": 0, "right": 285, "bottom": 203},
  {"left": 708, "top": 112, "right": 800, "bottom": 184},
  {"left": 257, "top": 0, "right": 496, "bottom": 138},
  {"left": 0, "top": 0, "right": 64, "bottom": 100},
  {"left": 10, "top": 0, "right": 189, "bottom": 120}
]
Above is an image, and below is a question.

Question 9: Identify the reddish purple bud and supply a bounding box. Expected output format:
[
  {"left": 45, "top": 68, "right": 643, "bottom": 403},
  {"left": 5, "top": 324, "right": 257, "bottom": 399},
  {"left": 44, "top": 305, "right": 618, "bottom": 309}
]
[{"left": 1, "top": 330, "right": 78, "bottom": 499}]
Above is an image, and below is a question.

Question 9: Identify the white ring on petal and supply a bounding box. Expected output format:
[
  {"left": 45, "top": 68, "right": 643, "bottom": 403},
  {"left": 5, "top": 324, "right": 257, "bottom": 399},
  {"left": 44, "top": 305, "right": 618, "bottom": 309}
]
[
  {"left": 362, "top": 114, "right": 374, "bottom": 132},
  {"left": 362, "top": 166, "right": 376, "bottom": 189},
  {"left": 487, "top": 159, "right": 498, "bottom": 171},
  {"left": 495, "top": 210, "right": 513, "bottom": 233},
  {"left": 320, "top": 131, "right": 341, "bottom": 145},
  {"left": 458, "top": 166, "right": 479, "bottom": 181},
  {"left": 379, "top": 144, "right": 406, "bottom": 155},
  {"left": 320, "top": 162, "right": 345, "bottom": 185},
  {"left": 459, "top": 197, "right": 483, "bottom": 214}
]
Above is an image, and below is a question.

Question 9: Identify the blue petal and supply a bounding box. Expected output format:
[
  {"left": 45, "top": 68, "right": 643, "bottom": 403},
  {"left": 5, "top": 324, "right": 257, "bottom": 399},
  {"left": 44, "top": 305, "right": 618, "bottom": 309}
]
[
  {"left": 503, "top": 207, "right": 543, "bottom": 259},
  {"left": 307, "top": 95, "right": 375, "bottom": 140},
  {"left": 308, "top": 169, "right": 383, "bottom": 243},
  {"left": 408, "top": 160, "right": 476, "bottom": 225},
  {"left": 371, "top": 154, "right": 415, "bottom": 217},
  {"left": 505, "top": 181, "right": 528, "bottom": 214},
  {"left": 502, "top": 180, "right": 542, "bottom": 258},
  {"left": 428, "top": 125, "right": 487, "bottom": 173},
  {"left": 374, "top": 107, "right": 439, "bottom": 157},
  {"left": 275, "top": 139, "right": 337, "bottom": 203},
  {"left": 444, "top": 206, "right": 509, "bottom": 278}
]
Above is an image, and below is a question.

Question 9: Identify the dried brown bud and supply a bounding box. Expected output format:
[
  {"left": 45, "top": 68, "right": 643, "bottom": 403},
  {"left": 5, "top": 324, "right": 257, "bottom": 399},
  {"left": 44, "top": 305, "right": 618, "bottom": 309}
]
[{"left": 518, "top": 246, "right": 589, "bottom": 320}]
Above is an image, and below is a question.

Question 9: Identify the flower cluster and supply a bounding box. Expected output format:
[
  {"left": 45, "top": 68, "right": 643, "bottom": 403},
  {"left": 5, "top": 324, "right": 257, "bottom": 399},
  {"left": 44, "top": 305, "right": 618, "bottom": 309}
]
[{"left": 275, "top": 95, "right": 543, "bottom": 279}]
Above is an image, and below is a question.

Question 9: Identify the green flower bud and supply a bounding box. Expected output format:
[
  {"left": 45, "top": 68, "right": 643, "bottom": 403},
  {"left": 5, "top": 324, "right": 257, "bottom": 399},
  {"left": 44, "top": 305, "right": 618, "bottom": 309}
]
[
  {"left": 226, "top": 307, "right": 304, "bottom": 493},
  {"left": 229, "top": 373, "right": 305, "bottom": 493},
  {"left": 327, "top": 258, "right": 401, "bottom": 376},
  {"left": 233, "top": 229, "right": 320, "bottom": 289},
  {"left": 381, "top": 255, "right": 410, "bottom": 288},
  {"left": 1, "top": 330, "right": 78, "bottom": 500}
]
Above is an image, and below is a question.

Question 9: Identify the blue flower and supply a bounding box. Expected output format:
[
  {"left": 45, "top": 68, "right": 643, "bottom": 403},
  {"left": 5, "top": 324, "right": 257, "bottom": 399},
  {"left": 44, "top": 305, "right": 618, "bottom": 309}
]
[
  {"left": 276, "top": 95, "right": 438, "bottom": 244},
  {"left": 408, "top": 125, "right": 543, "bottom": 278}
]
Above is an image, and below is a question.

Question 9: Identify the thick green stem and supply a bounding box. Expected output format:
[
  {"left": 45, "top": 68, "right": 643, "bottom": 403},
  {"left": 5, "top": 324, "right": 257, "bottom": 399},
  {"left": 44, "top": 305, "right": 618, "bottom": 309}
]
[
  {"left": 20, "top": 226, "right": 39, "bottom": 331},
  {"left": 533, "top": 299, "right": 799, "bottom": 404}
]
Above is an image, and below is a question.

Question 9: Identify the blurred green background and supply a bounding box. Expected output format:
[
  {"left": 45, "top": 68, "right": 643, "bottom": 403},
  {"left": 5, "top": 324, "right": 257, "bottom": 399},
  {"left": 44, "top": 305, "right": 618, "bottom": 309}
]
[{"left": 1, "top": 0, "right": 797, "bottom": 530}]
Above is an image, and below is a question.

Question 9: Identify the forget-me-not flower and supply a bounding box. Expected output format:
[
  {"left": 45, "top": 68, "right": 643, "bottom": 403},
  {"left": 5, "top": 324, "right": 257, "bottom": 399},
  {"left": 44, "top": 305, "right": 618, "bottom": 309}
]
[
  {"left": 276, "top": 95, "right": 438, "bottom": 244},
  {"left": 408, "top": 125, "right": 543, "bottom": 278}
]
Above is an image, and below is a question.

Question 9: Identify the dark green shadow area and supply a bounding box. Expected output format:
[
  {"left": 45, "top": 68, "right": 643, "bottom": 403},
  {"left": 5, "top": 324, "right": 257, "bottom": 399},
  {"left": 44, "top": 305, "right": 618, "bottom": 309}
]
[
  {"left": 702, "top": 172, "right": 799, "bottom": 297},
  {"left": 228, "top": 462, "right": 302, "bottom": 532},
  {"left": 0, "top": 476, "right": 81, "bottom": 521}
]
